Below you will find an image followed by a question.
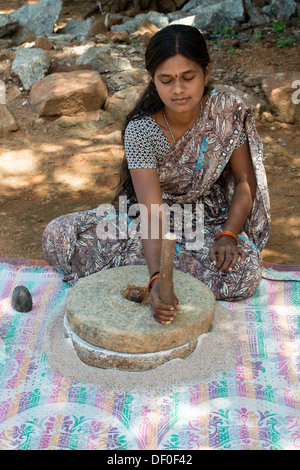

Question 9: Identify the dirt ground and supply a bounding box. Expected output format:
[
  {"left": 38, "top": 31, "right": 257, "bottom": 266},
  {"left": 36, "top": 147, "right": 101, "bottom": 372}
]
[{"left": 0, "top": 1, "right": 299, "bottom": 264}]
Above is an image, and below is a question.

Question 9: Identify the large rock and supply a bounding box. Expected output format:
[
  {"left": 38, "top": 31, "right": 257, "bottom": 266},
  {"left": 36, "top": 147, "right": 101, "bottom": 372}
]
[
  {"left": 105, "top": 85, "right": 146, "bottom": 122},
  {"left": 12, "top": 48, "right": 50, "bottom": 90},
  {"left": 262, "top": 72, "right": 300, "bottom": 124},
  {"left": 174, "top": 0, "right": 189, "bottom": 7},
  {"left": 137, "top": 18, "right": 159, "bottom": 35},
  {"left": 109, "top": 68, "right": 149, "bottom": 91},
  {"left": 88, "top": 18, "right": 109, "bottom": 37},
  {"left": 44, "top": 33, "right": 76, "bottom": 43},
  {"left": 0, "top": 104, "right": 18, "bottom": 133},
  {"left": 59, "top": 18, "right": 93, "bottom": 40},
  {"left": 107, "top": 30, "right": 131, "bottom": 44},
  {"left": 76, "top": 47, "right": 132, "bottom": 74},
  {"left": 262, "top": 0, "right": 297, "bottom": 21},
  {"left": 178, "top": 0, "right": 245, "bottom": 31},
  {"left": 158, "top": 0, "right": 177, "bottom": 13},
  {"left": 0, "top": 14, "right": 18, "bottom": 38},
  {"left": 244, "top": 0, "right": 271, "bottom": 26},
  {"left": 182, "top": 0, "right": 215, "bottom": 10},
  {"left": 29, "top": 70, "right": 108, "bottom": 117},
  {"left": 9, "top": 0, "right": 62, "bottom": 37},
  {"left": 111, "top": 11, "right": 169, "bottom": 33}
]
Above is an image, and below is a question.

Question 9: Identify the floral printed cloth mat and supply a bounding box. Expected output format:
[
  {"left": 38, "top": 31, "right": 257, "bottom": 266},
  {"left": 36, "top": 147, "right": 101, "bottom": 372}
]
[{"left": 0, "top": 258, "right": 299, "bottom": 450}]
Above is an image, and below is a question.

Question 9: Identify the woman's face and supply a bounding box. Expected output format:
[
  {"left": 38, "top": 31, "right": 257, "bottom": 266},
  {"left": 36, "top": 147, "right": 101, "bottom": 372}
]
[{"left": 153, "top": 54, "right": 210, "bottom": 115}]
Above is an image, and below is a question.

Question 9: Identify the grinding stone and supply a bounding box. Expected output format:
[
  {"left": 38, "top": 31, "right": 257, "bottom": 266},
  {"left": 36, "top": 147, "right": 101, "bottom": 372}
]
[
  {"left": 65, "top": 266, "right": 215, "bottom": 354},
  {"left": 64, "top": 315, "right": 198, "bottom": 372}
]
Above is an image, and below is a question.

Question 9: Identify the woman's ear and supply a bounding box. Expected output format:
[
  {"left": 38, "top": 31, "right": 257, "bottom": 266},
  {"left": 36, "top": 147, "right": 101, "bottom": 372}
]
[{"left": 205, "top": 63, "right": 212, "bottom": 83}]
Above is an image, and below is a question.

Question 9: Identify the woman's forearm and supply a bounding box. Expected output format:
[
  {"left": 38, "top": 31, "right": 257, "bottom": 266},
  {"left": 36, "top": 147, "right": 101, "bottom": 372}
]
[
  {"left": 222, "top": 140, "right": 257, "bottom": 238},
  {"left": 223, "top": 181, "right": 256, "bottom": 235},
  {"left": 142, "top": 237, "right": 162, "bottom": 277}
]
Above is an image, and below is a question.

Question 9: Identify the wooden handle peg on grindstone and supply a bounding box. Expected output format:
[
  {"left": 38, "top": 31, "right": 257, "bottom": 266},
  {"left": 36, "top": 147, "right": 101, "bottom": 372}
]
[{"left": 159, "top": 233, "right": 177, "bottom": 323}]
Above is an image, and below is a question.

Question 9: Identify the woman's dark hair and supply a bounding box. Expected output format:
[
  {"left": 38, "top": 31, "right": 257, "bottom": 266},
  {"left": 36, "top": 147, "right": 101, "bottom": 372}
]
[{"left": 112, "top": 24, "right": 211, "bottom": 205}]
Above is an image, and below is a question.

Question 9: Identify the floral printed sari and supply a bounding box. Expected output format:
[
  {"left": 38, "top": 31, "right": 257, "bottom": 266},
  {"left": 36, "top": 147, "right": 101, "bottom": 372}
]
[{"left": 42, "top": 90, "right": 271, "bottom": 300}]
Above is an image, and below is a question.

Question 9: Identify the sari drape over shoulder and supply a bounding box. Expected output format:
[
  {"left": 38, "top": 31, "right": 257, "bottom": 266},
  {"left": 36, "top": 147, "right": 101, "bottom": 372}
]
[
  {"left": 42, "top": 90, "right": 271, "bottom": 300},
  {"left": 153, "top": 89, "right": 270, "bottom": 250}
]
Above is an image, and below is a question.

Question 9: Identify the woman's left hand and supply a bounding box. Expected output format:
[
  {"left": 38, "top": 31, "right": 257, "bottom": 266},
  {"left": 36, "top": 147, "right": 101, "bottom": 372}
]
[{"left": 209, "top": 237, "right": 247, "bottom": 272}]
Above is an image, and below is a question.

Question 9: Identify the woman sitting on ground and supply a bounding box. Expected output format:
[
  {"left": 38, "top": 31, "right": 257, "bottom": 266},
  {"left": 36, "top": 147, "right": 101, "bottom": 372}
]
[{"left": 42, "top": 24, "right": 271, "bottom": 324}]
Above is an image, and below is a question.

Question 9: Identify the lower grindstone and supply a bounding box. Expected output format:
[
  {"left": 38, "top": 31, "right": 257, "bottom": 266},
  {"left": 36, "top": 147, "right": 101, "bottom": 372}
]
[{"left": 64, "top": 315, "right": 198, "bottom": 372}]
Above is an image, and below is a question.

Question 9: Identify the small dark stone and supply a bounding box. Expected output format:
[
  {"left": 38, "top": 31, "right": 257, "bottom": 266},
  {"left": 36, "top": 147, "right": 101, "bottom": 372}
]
[{"left": 12, "top": 286, "right": 32, "bottom": 312}]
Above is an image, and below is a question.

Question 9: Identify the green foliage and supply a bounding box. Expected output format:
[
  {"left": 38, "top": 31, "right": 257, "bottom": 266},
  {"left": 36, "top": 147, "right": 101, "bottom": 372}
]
[
  {"left": 271, "top": 20, "right": 294, "bottom": 48},
  {"left": 276, "top": 35, "right": 294, "bottom": 48},
  {"left": 213, "top": 25, "right": 236, "bottom": 37},
  {"left": 253, "top": 31, "right": 262, "bottom": 40},
  {"left": 272, "top": 21, "right": 286, "bottom": 33}
]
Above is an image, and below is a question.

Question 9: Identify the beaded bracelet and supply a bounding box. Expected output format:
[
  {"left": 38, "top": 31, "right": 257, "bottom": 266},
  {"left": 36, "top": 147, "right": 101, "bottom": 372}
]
[
  {"left": 147, "top": 274, "right": 160, "bottom": 293},
  {"left": 215, "top": 231, "right": 238, "bottom": 245}
]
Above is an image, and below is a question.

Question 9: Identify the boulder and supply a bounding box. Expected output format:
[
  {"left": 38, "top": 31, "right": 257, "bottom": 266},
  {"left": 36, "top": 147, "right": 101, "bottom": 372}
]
[
  {"left": 0, "top": 104, "right": 18, "bottom": 133},
  {"left": 243, "top": 68, "right": 272, "bottom": 87},
  {"left": 109, "top": 68, "right": 149, "bottom": 91},
  {"left": 137, "top": 11, "right": 170, "bottom": 29},
  {"left": 174, "top": 0, "right": 189, "bottom": 7},
  {"left": 173, "top": 0, "right": 245, "bottom": 31},
  {"left": 29, "top": 70, "right": 108, "bottom": 117},
  {"left": 244, "top": 0, "right": 270, "bottom": 26},
  {"left": 59, "top": 18, "right": 93, "bottom": 40},
  {"left": 45, "top": 34, "right": 76, "bottom": 43},
  {"left": 107, "top": 30, "right": 131, "bottom": 44},
  {"left": 12, "top": 48, "right": 50, "bottom": 91},
  {"left": 181, "top": 0, "right": 199, "bottom": 10},
  {"left": 262, "top": 0, "right": 297, "bottom": 21},
  {"left": 111, "top": 11, "right": 169, "bottom": 33},
  {"left": 105, "top": 85, "right": 146, "bottom": 122},
  {"left": 76, "top": 47, "right": 132, "bottom": 74},
  {"left": 0, "top": 14, "right": 18, "bottom": 38},
  {"left": 262, "top": 72, "right": 300, "bottom": 124},
  {"left": 9, "top": 0, "right": 62, "bottom": 37},
  {"left": 137, "top": 18, "right": 159, "bottom": 35},
  {"left": 5, "top": 85, "right": 21, "bottom": 103},
  {"left": 88, "top": 18, "right": 108, "bottom": 37},
  {"left": 158, "top": 0, "right": 177, "bottom": 13}
]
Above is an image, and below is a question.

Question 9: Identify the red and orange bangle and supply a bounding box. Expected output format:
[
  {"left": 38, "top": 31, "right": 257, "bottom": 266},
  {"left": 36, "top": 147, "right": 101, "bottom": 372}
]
[
  {"left": 147, "top": 274, "right": 160, "bottom": 293},
  {"left": 215, "top": 231, "right": 238, "bottom": 245}
]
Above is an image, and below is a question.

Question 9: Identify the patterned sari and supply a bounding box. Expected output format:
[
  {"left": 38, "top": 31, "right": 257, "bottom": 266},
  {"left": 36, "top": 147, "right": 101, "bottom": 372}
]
[{"left": 42, "top": 90, "right": 271, "bottom": 300}]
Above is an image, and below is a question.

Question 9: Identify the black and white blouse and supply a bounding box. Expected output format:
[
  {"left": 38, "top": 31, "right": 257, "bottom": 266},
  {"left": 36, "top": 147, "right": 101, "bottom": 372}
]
[{"left": 124, "top": 115, "right": 247, "bottom": 170}]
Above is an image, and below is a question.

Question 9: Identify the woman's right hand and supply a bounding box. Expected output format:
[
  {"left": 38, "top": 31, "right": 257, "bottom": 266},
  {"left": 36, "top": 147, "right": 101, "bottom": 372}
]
[{"left": 148, "top": 279, "right": 180, "bottom": 325}]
